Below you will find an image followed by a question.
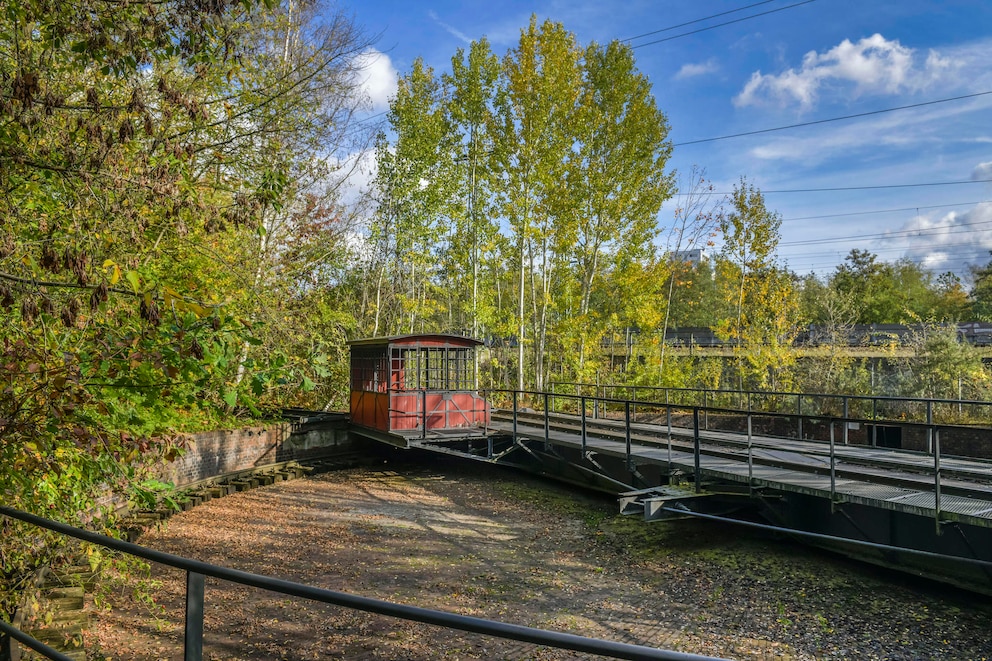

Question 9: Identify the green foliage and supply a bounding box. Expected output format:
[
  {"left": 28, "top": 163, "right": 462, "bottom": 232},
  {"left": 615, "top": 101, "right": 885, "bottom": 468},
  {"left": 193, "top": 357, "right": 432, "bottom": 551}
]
[
  {"left": 901, "top": 325, "right": 992, "bottom": 400},
  {"left": 0, "top": 0, "right": 373, "bottom": 618},
  {"left": 970, "top": 254, "right": 992, "bottom": 321},
  {"left": 715, "top": 179, "right": 796, "bottom": 391}
]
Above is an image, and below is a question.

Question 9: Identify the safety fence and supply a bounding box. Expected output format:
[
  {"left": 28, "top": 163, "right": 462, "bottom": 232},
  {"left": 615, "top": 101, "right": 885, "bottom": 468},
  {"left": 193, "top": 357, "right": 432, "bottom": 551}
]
[{"left": 0, "top": 506, "right": 725, "bottom": 661}]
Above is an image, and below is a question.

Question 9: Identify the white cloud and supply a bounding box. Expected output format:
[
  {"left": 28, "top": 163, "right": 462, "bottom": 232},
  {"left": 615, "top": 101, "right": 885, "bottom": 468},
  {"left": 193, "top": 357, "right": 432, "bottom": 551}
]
[
  {"left": 895, "top": 203, "right": 992, "bottom": 275},
  {"left": 973, "top": 161, "right": 992, "bottom": 181},
  {"left": 734, "top": 34, "right": 959, "bottom": 109},
  {"left": 743, "top": 89, "right": 992, "bottom": 166},
  {"left": 674, "top": 60, "right": 719, "bottom": 81},
  {"left": 332, "top": 148, "right": 380, "bottom": 209},
  {"left": 352, "top": 49, "right": 398, "bottom": 112}
]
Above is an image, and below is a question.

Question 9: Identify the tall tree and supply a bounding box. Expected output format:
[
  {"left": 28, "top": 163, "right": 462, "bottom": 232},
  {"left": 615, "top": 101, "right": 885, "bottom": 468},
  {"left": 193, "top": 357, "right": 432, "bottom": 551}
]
[
  {"left": 717, "top": 178, "right": 790, "bottom": 390},
  {"left": 971, "top": 254, "right": 992, "bottom": 321},
  {"left": 495, "top": 16, "right": 583, "bottom": 390},
  {"left": 370, "top": 57, "right": 458, "bottom": 334},
  {"left": 566, "top": 39, "right": 674, "bottom": 373},
  {"left": 444, "top": 38, "right": 504, "bottom": 338},
  {"left": 658, "top": 167, "right": 718, "bottom": 376}
]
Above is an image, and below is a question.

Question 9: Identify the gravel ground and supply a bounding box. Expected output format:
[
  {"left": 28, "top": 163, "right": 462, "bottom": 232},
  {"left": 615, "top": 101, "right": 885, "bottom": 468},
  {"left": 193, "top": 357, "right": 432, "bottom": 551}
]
[{"left": 86, "top": 455, "right": 992, "bottom": 660}]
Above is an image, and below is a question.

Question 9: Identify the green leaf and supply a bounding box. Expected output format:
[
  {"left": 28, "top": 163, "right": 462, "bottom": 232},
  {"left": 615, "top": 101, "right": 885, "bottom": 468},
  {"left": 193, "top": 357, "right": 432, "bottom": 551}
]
[
  {"left": 125, "top": 270, "right": 141, "bottom": 293},
  {"left": 222, "top": 390, "right": 238, "bottom": 408}
]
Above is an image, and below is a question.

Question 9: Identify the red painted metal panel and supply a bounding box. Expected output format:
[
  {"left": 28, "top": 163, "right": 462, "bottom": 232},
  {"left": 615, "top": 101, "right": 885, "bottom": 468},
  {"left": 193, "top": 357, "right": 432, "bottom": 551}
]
[
  {"left": 350, "top": 390, "right": 390, "bottom": 432},
  {"left": 387, "top": 391, "right": 488, "bottom": 432}
]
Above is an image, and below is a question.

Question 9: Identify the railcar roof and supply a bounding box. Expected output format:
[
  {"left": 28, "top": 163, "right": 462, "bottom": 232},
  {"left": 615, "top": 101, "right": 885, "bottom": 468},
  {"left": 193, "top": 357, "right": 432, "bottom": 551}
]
[{"left": 346, "top": 333, "right": 483, "bottom": 347}]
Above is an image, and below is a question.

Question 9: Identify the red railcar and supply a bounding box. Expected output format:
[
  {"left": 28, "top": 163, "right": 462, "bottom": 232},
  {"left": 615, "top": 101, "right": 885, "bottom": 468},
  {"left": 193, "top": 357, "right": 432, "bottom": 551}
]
[{"left": 348, "top": 334, "right": 489, "bottom": 440}]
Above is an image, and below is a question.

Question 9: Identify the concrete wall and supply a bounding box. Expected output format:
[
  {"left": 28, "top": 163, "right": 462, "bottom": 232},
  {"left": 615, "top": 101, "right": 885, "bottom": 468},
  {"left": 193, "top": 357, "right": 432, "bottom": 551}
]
[{"left": 159, "top": 414, "right": 353, "bottom": 487}]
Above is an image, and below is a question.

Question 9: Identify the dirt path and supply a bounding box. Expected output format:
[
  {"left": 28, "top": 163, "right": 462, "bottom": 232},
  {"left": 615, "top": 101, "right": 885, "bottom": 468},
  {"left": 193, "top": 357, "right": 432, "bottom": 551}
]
[{"left": 86, "top": 456, "right": 992, "bottom": 660}]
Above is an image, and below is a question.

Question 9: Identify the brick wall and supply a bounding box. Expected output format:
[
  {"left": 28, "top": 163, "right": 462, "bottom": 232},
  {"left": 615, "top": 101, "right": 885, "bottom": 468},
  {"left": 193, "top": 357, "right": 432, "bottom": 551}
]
[{"left": 159, "top": 415, "right": 354, "bottom": 487}]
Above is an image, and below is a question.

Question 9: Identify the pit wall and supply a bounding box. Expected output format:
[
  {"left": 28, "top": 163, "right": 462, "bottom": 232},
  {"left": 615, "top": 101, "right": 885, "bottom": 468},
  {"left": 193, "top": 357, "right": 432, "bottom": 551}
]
[{"left": 158, "top": 414, "right": 353, "bottom": 487}]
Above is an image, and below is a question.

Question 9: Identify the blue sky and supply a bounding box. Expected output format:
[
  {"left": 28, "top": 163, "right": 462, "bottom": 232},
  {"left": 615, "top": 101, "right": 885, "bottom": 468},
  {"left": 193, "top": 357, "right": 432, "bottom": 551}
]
[{"left": 342, "top": 0, "right": 992, "bottom": 280}]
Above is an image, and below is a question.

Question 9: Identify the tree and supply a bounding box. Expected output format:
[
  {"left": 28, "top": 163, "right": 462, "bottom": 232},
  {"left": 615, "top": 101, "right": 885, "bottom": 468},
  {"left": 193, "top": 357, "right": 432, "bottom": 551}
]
[
  {"left": 970, "top": 254, "right": 992, "bottom": 321},
  {"left": 717, "top": 178, "right": 794, "bottom": 390},
  {"left": 933, "top": 271, "right": 970, "bottom": 321},
  {"left": 0, "top": 0, "right": 373, "bottom": 618},
  {"left": 494, "top": 16, "right": 583, "bottom": 390},
  {"left": 829, "top": 250, "right": 904, "bottom": 323},
  {"left": 658, "top": 167, "right": 718, "bottom": 376},
  {"left": 369, "top": 57, "right": 459, "bottom": 334},
  {"left": 444, "top": 38, "right": 505, "bottom": 338},
  {"left": 565, "top": 39, "right": 674, "bottom": 374}
]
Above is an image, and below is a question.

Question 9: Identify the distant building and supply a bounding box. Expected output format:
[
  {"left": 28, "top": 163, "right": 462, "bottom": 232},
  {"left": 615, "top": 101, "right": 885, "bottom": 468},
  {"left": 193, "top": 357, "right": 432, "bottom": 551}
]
[{"left": 672, "top": 249, "right": 706, "bottom": 265}]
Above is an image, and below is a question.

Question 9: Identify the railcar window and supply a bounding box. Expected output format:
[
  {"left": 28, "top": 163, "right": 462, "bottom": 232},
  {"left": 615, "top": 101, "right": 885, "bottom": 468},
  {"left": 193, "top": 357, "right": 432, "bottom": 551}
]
[
  {"left": 351, "top": 348, "right": 387, "bottom": 393},
  {"left": 391, "top": 346, "right": 476, "bottom": 390}
]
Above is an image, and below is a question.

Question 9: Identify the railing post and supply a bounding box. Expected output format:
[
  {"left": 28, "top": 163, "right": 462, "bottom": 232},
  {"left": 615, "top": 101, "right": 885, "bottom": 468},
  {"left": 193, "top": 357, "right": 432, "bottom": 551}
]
[
  {"left": 185, "top": 571, "right": 205, "bottom": 661},
  {"left": 580, "top": 396, "right": 587, "bottom": 455},
  {"left": 797, "top": 394, "right": 804, "bottom": 440},
  {"left": 926, "top": 400, "right": 934, "bottom": 454},
  {"left": 871, "top": 398, "right": 878, "bottom": 448},
  {"left": 829, "top": 421, "right": 836, "bottom": 510},
  {"left": 543, "top": 392, "right": 550, "bottom": 452},
  {"left": 842, "top": 397, "right": 849, "bottom": 445},
  {"left": 934, "top": 426, "right": 942, "bottom": 535},
  {"left": 422, "top": 389, "right": 427, "bottom": 441},
  {"left": 666, "top": 390, "right": 672, "bottom": 468},
  {"left": 483, "top": 389, "right": 489, "bottom": 436},
  {"left": 747, "top": 411, "right": 754, "bottom": 495},
  {"left": 693, "top": 408, "right": 701, "bottom": 494},
  {"left": 625, "top": 400, "right": 632, "bottom": 471},
  {"left": 512, "top": 390, "right": 518, "bottom": 441},
  {"left": 702, "top": 390, "right": 708, "bottom": 431}
]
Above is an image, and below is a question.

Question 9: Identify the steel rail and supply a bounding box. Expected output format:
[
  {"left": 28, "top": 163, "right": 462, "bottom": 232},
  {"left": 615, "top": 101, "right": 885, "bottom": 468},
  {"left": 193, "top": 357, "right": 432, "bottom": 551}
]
[{"left": 0, "top": 506, "right": 727, "bottom": 661}]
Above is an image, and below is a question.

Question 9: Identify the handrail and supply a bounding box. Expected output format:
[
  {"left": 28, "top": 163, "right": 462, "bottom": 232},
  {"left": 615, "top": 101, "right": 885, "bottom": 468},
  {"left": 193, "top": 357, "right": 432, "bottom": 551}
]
[
  {"left": 484, "top": 388, "right": 992, "bottom": 442},
  {"left": 482, "top": 387, "right": 992, "bottom": 537},
  {"left": 549, "top": 381, "right": 992, "bottom": 414},
  {"left": 0, "top": 506, "right": 727, "bottom": 661},
  {"left": 0, "top": 618, "right": 76, "bottom": 661}
]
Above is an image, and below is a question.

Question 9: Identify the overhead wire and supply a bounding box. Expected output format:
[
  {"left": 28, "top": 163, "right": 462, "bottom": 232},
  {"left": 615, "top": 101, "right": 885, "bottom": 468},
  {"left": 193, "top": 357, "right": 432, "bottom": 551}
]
[
  {"left": 785, "top": 240, "right": 992, "bottom": 264},
  {"left": 623, "top": 0, "right": 782, "bottom": 42},
  {"left": 673, "top": 90, "right": 992, "bottom": 146},
  {"left": 673, "top": 178, "right": 992, "bottom": 196},
  {"left": 630, "top": 0, "right": 819, "bottom": 49},
  {"left": 780, "top": 217, "right": 992, "bottom": 247},
  {"left": 782, "top": 201, "right": 989, "bottom": 223}
]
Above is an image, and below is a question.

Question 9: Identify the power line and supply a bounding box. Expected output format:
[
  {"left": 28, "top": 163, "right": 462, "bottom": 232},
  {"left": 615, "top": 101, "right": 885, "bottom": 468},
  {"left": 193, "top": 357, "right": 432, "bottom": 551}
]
[
  {"left": 674, "top": 90, "right": 992, "bottom": 146},
  {"left": 631, "top": 0, "right": 819, "bottom": 49},
  {"left": 782, "top": 201, "right": 990, "bottom": 223},
  {"left": 672, "top": 178, "right": 992, "bottom": 196},
  {"left": 780, "top": 217, "right": 992, "bottom": 247},
  {"left": 623, "top": 0, "right": 781, "bottom": 42},
  {"left": 764, "top": 178, "right": 992, "bottom": 194},
  {"left": 785, "top": 240, "right": 992, "bottom": 263}
]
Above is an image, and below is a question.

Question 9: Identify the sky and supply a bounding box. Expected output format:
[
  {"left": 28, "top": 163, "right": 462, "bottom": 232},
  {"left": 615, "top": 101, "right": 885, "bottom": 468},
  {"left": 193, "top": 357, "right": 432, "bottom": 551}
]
[{"left": 339, "top": 0, "right": 992, "bottom": 281}]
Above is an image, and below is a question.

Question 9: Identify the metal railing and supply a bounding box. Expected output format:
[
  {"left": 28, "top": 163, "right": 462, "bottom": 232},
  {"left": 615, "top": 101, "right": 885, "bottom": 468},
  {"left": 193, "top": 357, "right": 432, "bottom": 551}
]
[
  {"left": 484, "top": 387, "right": 992, "bottom": 534},
  {"left": 0, "top": 506, "right": 724, "bottom": 661},
  {"left": 550, "top": 381, "right": 992, "bottom": 431}
]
